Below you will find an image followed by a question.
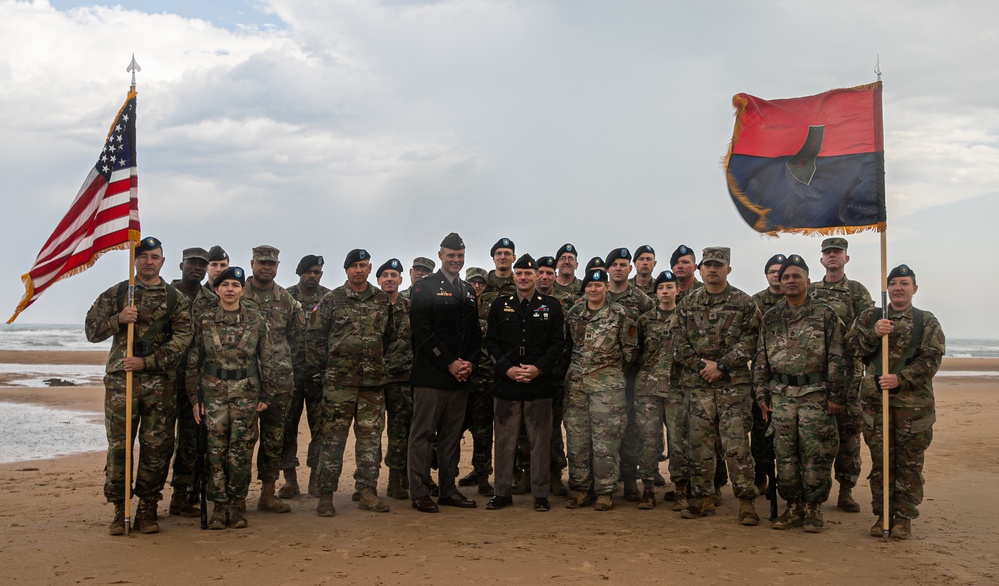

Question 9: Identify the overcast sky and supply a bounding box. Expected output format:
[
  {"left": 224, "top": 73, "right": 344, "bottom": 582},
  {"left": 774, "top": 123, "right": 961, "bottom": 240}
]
[{"left": 1, "top": 0, "right": 996, "bottom": 338}]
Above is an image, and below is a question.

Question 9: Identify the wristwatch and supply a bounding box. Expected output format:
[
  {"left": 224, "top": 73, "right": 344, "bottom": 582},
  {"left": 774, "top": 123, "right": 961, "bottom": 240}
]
[{"left": 717, "top": 360, "right": 729, "bottom": 373}]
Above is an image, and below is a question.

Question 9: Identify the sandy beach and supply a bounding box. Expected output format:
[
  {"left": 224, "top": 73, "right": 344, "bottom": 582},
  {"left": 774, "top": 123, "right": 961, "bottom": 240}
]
[{"left": 1, "top": 351, "right": 997, "bottom": 585}]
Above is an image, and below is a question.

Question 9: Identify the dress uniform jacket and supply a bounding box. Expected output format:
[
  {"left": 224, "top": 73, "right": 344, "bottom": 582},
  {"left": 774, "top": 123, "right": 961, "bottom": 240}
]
[{"left": 409, "top": 271, "right": 482, "bottom": 390}]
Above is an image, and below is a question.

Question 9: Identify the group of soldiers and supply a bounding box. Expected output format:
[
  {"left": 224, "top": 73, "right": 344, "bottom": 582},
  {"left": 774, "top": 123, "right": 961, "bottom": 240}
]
[{"left": 85, "top": 232, "right": 944, "bottom": 540}]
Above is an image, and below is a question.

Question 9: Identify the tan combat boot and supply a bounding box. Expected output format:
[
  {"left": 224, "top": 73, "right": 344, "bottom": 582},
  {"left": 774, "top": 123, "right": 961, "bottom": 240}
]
[
  {"left": 550, "top": 471, "right": 569, "bottom": 497},
  {"left": 837, "top": 486, "right": 861, "bottom": 513},
  {"left": 623, "top": 478, "right": 640, "bottom": 502},
  {"left": 681, "top": 497, "right": 716, "bottom": 519},
  {"left": 671, "top": 480, "right": 688, "bottom": 512},
  {"left": 771, "top": 501, "right": 805, "bottom": 530},
  {"left": 277, "top": 468, "right": 300, "bottom": 499},
  {"left": 594, "top": 494, "right": 613, "bottom": 511},
  {"left": 802, "top": 501, "right": 824, "bottom": 533},
  {"left": 109, "top": 502, "right": 125, "bottom": 536},
  {"left": 316, "top": 494, "right": 336, "bottom": 517},
  {"left": 892, "top": 517, "right": 911, "bottom": 540},
  {"left": 565, "top": 491, "right": 596, "bottom": 509},
  {"left": 637, "top": 487, "right": 657, "bottom": 510},
  {"left": 257, "top": 481, "right": 291, "bottom": 513},
  {"left": 169, "top": 488, "right": 200, "bottom": 517},
  {"left": 358, "top": 487, "right": 390, "bottom": 512},
  {"left": 739, "top": 497, "right": 760, "bottom": 526},
  {"left": 133, "top": 498, "right": 160, "bottom": 534},
  {"left": 229, "top": 498, "right": 248, "bottom": 528},
  {"left": 387, "top": 469, "right": 409, "bottom": 500},
  {"left": 871, "top": 516, "right": 888, "bottom": 538},
  {"left": 710, "top": 486, "right": 723, "bottom": 506},
  {"left": 208, "top": 501, "right": 227, "bottom": 530}
]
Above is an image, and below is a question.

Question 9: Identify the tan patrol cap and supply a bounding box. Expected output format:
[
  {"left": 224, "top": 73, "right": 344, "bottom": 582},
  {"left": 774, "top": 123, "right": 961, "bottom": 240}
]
[
  {"left": 413, "top": 257, "right": 436, "bottom": 271},
  {"left": 821, "top": 237, "right": 848, "bottom": 251},
  {"left": 699, "top": 246, "right": 731, "bottom": 266},
  {"left": 465, "top": 267, "right": 488, "bottom": 283},
  {"left": 182, "top": 247, "right": 209, "bottom": 262},
  {"left": 252, "top": 245, "right": 280, "bottom": 262}
]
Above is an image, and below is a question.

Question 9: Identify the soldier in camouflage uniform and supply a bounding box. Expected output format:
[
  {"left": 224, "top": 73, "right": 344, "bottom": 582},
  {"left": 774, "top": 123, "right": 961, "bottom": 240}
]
[
  {"left": 628, "top": 244, "right": 658, "bottom": 297},
  {"left": 242, "top": 245, "right": 305, "bottom": 513},
  {"left": 563, "top": 268, "right": 639, "bottom": 511},
  {"left": 634, "top": 270, "right": 679, "bottom": 509},
  {"left": 278, "top": 254, "right": 330, "bottom": 499},
  {"left": 205, "top": 245, "right": 229, "bottom": 292},
  {"left": 553, "top": 243, "right": 581, "bottom": 297},
  {"left": 400, "top": 257, "right": 435, "bottom": 301},
  {"left": 536, "top": 256, "right": 574, "bottom": 495},
  {"left": 674, "top": 247, "right": 761, "bottom": 524},
  {"left": 846, "top": 264, "right": 944, "bottom": 540},
  {"left": 749, "top": 253, "right": 786, "bottom": 495},
  {"left": 168, "top": 247, "right": 218, "bottom": 518},
  {"left": 606, "top": 247, "right": 655, "bottom": 501},
  {"left": 187, "top": 266, "right": 277, "bottom": 529},
  {"left": 378, "top": 258, "right": 414, "bottom": 500},
  {"left": 309, "top": 249, "right": 395, "bottom": 516},
  {"left": 810, "top": 237, "right": 874, "bottom": 513},
  {"left": 457, "top": 267, "right": 496, "bottom": 495},
  {"left": 85, "top": 237, "right": 193, "bottom": 535},
  {"left": 754, "top": 255, "right": 846, "bottom": 532}
]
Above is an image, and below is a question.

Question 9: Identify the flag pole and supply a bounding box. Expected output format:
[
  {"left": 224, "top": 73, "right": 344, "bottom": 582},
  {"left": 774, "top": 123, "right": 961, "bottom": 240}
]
[
  {"left": 879, "top": 229, "right": 890, "bottom": 541},
  {"left": 122, "top": 54, "right": 141, "bottom": 536}
]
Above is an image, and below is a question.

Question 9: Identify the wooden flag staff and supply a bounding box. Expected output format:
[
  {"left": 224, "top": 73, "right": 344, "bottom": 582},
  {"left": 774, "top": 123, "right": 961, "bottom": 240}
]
[{"left": 123, "top": 55, "right": 141, "bottom": 536}]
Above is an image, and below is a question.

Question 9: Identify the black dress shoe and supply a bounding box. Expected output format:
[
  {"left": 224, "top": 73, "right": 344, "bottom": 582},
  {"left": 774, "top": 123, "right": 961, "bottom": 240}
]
[
  {"left": 412, "top": 495, "right": 439, "bottom": 513},
  {"left": 534, "top": 497, "right": 551, "bottom": 512},
  {"left": 486, "top": 495, "right": 513, "bottom": 510},
  {"left": 438, "top": 493, "right": 477, "bottom": 508}
]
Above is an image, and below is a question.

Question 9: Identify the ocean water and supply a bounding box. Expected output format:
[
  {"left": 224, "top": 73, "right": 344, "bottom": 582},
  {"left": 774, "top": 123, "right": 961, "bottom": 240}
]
[
  {"left": 0, "top": 402, "right": 105, "bottom": 463},
  {"left": 0, "top": 323, "right": 110, "bottom": 351}
]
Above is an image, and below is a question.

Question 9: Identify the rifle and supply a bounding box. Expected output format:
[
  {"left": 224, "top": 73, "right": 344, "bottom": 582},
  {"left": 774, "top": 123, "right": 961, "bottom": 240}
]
[{"left": 190, "top": 391, "right": 208, "bottom": 530}]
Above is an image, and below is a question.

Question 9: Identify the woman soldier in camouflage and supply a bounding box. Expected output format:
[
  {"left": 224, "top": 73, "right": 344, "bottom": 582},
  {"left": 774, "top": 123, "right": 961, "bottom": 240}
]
[
  {"left": 563, "top": 268, "right": 639, "bottom": 511},
  {"left": 187, "top": 267, "right": 277, "bottom": 530}
]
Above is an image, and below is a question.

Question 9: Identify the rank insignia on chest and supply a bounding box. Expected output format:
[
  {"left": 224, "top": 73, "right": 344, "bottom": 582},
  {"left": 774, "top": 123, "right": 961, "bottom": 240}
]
[
  {"left": 436, "top": 290, "right": 453, "bottom": 297},
  {"left": 503, "top": 306, "right": 516, "bottom": 312}
]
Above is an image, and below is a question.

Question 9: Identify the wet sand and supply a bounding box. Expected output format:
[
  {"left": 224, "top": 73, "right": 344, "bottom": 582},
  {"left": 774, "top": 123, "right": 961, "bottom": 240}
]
[{"left": 0, "top": 353, "right": 997, "bottom": 584}]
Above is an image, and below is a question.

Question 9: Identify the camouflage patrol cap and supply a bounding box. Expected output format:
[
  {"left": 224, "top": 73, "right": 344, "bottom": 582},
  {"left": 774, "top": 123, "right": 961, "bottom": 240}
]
[
  {"left": 606, "top": 247, "right": 632, "bottom": 264},
  {"left": 214, "top": 266, "right": 245, "bottom": 287},
  {"left": 135, "top": 236, "right": 162, "bottom": 256},
  {"left": 490, "top": 237, "right": 515, "bottom": 256},
  {"left": 556, "top": 243, "right": 578, "bottom": 260},
  {"left": 698, "top": 247, "right": 731, "bottom": 267},
  {"left": 208, "top": 245, "right": 228, "bottom": 262},
  {"left": 821, "top": 237, "right": 848, "bottom": 252},
  {"left": 412, "top": 257, "right": 436, "bottom": 272},
  {"left": 585, "top": 256, "right": 605, "bottom": 272},
  {"left": 670, "top": 244, "right": 696, "bottom": 268},
  {"left": 296, "top": 254, "right": 324, "bottom": 275},
  {"left": 778, "top": 254, "right": 809, "bottom": 279},
  {"left": 252, "top": 245, "right": 280, "bottom": 262},
  {"left": 887, "top": 264, "right": 916, "bottom": 284},
  {"left": 440, "top": 232, "right": 465, "bottom": 250},
  {"left": 182, "top": 247, "right": 209, "bottom": 262},
  {"left": 764, "top": 254, "right": 787, "bottom": 273},
  {"left": 376, "top": 258, "right": 403, "bottom": 278},
  {"left": 580, "top": 268, "right": 609, "bottom": 294},
  {"left": 343, "top": 248, "right": 370, "bottom": 269},
  {"left": 465, "top": 267, "right": 488, "bottom": 283},
  {"left": 536, "top": 256, "right": 557, "bottom": 269},
  {"left": 654, "top": 270, "right": 677, "bottom": 289},
  {"left": 513, "top": 253, "right": 537, "bottom": 270}
]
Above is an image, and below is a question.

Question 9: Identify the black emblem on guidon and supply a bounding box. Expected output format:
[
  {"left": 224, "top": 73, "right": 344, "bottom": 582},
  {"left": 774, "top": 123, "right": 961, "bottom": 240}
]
[{"left": 787, "top": 125, "right": 824, "bottom": 185}]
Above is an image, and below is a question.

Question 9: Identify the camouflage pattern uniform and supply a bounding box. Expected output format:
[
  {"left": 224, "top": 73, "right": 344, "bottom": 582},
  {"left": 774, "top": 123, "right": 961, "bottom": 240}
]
[
  {"left": 85, "top": 280, "right": 193, "bottom": 504},
  {"left": 383, "top": 295, "right": 414, "bottom": 476},
  {"left": 675, "top": 279, "right": 703, "bottom": 305},
  {"left": 242, "top": 281, "right": 305, "bottom": 483},
  {"left": 281, "top": 283, "right": 331, "bottom": 477},
  {"left": 754, "top": 298, "right": 847, "bottom": 505},
  {"left": 628, "top": 276, "right": 657, "bottom": 298},
  {"left": 546, "top": 288, "right": 576, "bottom": 475},
  {"left": 846, "top": 305, "right": 944, "bottom": 520},
  {"left": 635, "top": 306, "right": 676, "bottom": 487},
  {"left": 169, "top": 283, "right": 217, "bottom": 496},
  {"left": 186, "top": 303, "right": 277, "bottom": 503},
  {"left": 750, "top": 286, "right": 785, "bottom": 488},
  {"left": 674, "top": 283, "right": 760, "bottom": 501},
  {"left": 607, "top": 285, "right": 654, "bottom": 485},
  {"left": 308, "top": 282, "right": 395, "bottom": 495},
  {"left": 810, "top": 276, "right": 873, "bottom": 492},
  {"left": 554, "top": 276, "right": 582, "bottom": 299},
  {"left": 564, "top": 301, "right": 639, "bottom": 496}
]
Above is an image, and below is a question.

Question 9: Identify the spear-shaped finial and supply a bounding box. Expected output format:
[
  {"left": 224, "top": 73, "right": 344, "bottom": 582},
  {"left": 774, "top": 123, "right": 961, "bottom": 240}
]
[
  {"left": 127, "top": 54, "right": 141, "bottom": 89},
  {"left": 875, "top": 55, "right": 881, "bottom": 82}
]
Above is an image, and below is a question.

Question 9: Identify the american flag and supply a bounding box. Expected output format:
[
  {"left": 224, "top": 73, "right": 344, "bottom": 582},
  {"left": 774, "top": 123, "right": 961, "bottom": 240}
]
[{"left": 7, "top": 91, "right": 141, "bottom": 323}]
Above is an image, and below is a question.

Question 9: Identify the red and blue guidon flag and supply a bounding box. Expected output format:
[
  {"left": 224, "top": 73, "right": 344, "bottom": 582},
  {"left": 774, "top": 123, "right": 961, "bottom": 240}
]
[{"left": 725, "top": 81, "right": 886, "bottom": 236}]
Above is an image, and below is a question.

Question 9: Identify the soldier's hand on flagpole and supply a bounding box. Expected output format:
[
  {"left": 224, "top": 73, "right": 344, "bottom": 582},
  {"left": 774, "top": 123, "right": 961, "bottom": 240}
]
[
  {"left": 876, "top": 374, "right": 900, "bottom": 391},
  {"left": 192, "top": 403, "right": 204, "bottom": 425},
  {"left": 758, "top": 401, "right": 772, "bottom": 422},
  {"left": 827, "top": 401, "right": 844, "bottom": 415},
  {"left": 256, "top": 402, "right": 268, "bottom": 413},
  {"left": 122, "top": 356, "right": 145, "bottom": 371},
  {"left": 874, "top": 319, "right": 892, "bottom": 337},
  {"left": 117, "top": 306, "right": 138, "bottom": 325}
]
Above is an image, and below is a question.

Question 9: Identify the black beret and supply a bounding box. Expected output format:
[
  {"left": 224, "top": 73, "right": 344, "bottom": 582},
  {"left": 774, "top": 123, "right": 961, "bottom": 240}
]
[
  {"left": 214, "top": 266, "right": 245, "bottom": 288},
  {"left": 888, "top": 264, "right": 915, "bottom": 283},
  {"left": 670, "top": 244, "right": 696, "bottom": 268},
  {"left": 208, "top": 245, "right": 228, "bottom": 262},
  {"left": 635, "top": 244, "right": 656, "bottom": 258},
  {"left": 536, "top": 256, "right": 556, "bottom": 269},
  {"left": 764, "top": 254, "right": 787, "bottom": 273},
  {"left": 580, "top": 268, "right": 609, "bottom": 294},
  {"left": 343, "top": 248, "right": 370, "bottom": 269},
  {"left": 585, "top": 256, "right": 605, "bottom": 272},
  {"left": 556, "top": 243, "right": 577, "bottom": 259},
  {"left": 135, "top": 236, "right": 162, "bottom": 256},
  {"left": 605, "top": 247, "right": 632, "bottom": 264},
  {"left": 376, "top": 258, "right": 403, "bottom": 278},
  {"left": 296, "top": 254, "right": 324, "bottom": 275},
  {"left": 513, "top": 254, "right": 537, "bottom": 270},
  {"left": 778, "top": 254, "right": 809, "bottom": 279},
  {"left": 440, "top": 232, "right": 465, "bottom": 250},
  {"left": 654, "top": 270, "right": 677, "bottom": 289},
  {"left": 491, "top": 237, "right": 515, "bottom": 256}
]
